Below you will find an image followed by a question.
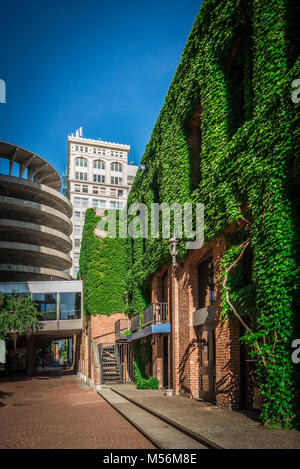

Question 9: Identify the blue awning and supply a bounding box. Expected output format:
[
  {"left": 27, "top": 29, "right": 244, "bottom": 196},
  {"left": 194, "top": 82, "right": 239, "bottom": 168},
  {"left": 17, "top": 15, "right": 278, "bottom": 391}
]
[{"left": 125, "top": 322, "right": 171, "bottom": 342}]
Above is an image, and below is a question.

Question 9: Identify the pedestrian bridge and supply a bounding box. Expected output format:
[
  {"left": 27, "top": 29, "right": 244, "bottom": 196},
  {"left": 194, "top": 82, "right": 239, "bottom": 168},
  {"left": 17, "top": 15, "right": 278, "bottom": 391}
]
[{"left": 0, "top": 280, "right": 83, "bottom": 342}]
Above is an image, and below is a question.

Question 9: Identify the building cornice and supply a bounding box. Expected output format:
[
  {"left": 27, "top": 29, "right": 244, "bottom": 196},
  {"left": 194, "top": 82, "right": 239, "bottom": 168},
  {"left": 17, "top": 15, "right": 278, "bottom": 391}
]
[{"left": 68, "top": 135, "right": 130, "bottom": 150}]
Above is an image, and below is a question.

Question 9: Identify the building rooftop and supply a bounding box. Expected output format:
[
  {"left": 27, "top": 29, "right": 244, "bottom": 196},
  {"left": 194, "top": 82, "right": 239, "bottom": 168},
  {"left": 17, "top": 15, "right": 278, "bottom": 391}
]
[
  {"left": 68, "top": 133, "right": 130, "bottom": 150},
  {"left": 0, "top": 140, "right": 61, "bottom": 191}
]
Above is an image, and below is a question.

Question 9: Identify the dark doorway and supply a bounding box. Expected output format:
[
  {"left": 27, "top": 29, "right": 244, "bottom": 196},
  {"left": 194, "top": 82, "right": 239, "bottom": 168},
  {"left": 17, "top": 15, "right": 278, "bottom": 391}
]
[
  {"left": 163, "top": 335, "right": 169, "bottom": 388},
  {"left": 162, "top": 270, "right": 168, "bottom": 302},
  {"left": 197, "top": 324, "right": 216, "bottom": 402}
]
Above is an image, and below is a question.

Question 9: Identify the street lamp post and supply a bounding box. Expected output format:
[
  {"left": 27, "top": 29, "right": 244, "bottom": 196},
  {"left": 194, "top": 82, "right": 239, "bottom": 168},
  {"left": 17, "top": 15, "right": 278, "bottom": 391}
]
[
  {"left": 168, "top": 236, "right": 178, "bottom": 266},
  {"left": 169, "top": 236, "right": 179, "bottom": 395}
]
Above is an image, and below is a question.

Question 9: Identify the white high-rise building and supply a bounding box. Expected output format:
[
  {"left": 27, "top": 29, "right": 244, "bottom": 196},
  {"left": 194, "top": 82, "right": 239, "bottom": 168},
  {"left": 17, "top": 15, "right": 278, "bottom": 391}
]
[{"left": 66, "top": 129, "right": 138, "bottom": 279}]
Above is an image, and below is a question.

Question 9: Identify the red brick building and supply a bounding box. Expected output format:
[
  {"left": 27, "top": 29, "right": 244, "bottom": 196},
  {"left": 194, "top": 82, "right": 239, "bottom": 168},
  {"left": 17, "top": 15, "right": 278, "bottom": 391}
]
[
  {"left": 147, "top": 234, "right": 260, "bottom": 410},
  {"left": 76, "top": 313, "right": 131, "bottom": 388}
]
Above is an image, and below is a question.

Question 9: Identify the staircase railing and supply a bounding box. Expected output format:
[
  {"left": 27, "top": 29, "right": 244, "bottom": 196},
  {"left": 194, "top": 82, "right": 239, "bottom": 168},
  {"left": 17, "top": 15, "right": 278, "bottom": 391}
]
[{"left": 115, "top": 318, "right": 131, "bottom": 340}]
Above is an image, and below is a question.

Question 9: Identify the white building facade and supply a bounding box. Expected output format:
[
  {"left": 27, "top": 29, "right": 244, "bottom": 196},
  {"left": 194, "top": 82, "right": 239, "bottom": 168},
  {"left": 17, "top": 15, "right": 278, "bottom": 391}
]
[{"left": 67, "top": 130, "right": 138, "bottom": 278}]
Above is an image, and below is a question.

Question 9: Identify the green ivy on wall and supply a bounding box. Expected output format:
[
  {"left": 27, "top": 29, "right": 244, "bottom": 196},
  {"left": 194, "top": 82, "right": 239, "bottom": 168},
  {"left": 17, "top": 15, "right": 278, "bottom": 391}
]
[
  {"left": 132, "top": 340, "right": 159, "bottom": 390},
  {"left": 79, "top": 208, "right": 127, "bottom": 317},
  {"left": 125, "top": 0, "right": 300, "bottom": 428}
]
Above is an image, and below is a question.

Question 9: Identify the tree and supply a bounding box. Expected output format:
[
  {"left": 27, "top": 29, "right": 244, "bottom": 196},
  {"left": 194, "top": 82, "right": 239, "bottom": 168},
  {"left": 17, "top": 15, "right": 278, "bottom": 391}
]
[
  {"left": 60, "top": 339, "right": 68, "bottom": 361},
  {"left": 0, "top": 294, "right": 41, "bottom": 349}
]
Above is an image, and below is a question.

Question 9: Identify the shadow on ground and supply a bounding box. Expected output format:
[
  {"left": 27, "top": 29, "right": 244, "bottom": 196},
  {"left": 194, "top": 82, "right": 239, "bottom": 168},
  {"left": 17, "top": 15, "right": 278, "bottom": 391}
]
[{"left": 0, "top": 389, "right": 13, "bottom": 407}]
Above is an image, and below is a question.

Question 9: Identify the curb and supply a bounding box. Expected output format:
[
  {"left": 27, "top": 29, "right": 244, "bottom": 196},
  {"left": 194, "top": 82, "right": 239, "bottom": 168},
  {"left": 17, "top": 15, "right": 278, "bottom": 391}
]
[
  {"left": 110, "top": 387, "right": 222, "bottom": 449},
  {"left": 97, "top": 388, "right": 162, "bottom": 449}
]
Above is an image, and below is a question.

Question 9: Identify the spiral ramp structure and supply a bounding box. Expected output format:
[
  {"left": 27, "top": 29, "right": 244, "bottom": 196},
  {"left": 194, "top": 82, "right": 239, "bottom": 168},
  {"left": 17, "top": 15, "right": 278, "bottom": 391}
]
[{"left": 0, "top": 140, "right": 73, "bottom": 281}]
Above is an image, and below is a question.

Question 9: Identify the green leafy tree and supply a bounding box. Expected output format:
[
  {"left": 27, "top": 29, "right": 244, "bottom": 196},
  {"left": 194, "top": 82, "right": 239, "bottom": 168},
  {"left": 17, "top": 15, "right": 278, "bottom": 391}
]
[
  {"left": 60, "top": 339, "right": 68, "bottom": 361},
  {"left": 0, "top": 294, "right": 41, "bottom": 349}
]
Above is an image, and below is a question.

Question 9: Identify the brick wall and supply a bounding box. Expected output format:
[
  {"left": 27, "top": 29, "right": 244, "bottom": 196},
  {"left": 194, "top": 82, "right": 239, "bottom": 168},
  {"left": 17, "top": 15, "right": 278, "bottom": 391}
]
[
  {"left": 151, "top": 237, "right": 244, "bottom": 409},
  {"left": 76, "top": 312, "right": 128, "bottom": 386}
]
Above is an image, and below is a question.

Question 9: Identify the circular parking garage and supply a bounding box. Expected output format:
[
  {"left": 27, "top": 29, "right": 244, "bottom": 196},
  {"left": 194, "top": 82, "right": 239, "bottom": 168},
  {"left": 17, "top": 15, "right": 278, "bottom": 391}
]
[{"left": 0, "top": 141, "right": 73, "bottom": 281}]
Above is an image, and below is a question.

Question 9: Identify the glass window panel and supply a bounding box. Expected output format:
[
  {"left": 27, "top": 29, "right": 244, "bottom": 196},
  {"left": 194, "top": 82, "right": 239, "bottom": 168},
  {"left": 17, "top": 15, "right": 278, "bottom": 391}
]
[
  {"left": 60, "top": 292, "right": 81, "bottom": 320},
  {"left": 32, "top": 293, "right": 57, "bottom": 321}
]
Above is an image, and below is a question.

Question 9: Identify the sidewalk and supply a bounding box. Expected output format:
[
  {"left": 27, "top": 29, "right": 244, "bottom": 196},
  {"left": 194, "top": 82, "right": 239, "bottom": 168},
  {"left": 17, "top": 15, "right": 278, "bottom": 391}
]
[{"left": 109, "top": 384, "right": 300, "bottom": 449}]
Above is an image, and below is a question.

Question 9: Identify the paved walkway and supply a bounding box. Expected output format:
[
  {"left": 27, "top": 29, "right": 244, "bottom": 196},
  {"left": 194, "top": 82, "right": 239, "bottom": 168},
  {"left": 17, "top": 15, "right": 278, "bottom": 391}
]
[
  {"left": 0, "top": 369, "right": 154, "bottom": 449},
  {"left": 110, "top": 384, "right": 300, "bottom": 449}
]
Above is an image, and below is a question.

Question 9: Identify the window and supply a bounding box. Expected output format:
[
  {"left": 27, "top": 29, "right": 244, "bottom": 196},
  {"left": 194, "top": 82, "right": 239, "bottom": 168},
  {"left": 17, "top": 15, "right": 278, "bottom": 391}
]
[
  {"left": 75, "top": 145, "right": 79, "bottom": 151},
  {"left": 74, "top": 267, "right": 79, "bottom": 277},
  {"left": 32, "top": 293, "right": 57, "bottom": 321},
  {"left": 60, "top": 292, "right": 81, "bottom": 320},
  {"left": 75, "top": 172, "right": 87, "bottom": 181},
  {"left": 93, "top": 160, "right": 105, "bottom": 170},
  {"left": 117, "top": 190, "right": 123, "bottom": 198},
  {"left": 74, "top": 211, "right": 81, "bottom": 219},
  {"left": 93, "top": 186, "right": 99, "bottom": 194},
  {"left": 84, "top": 147, "right": 88, "bottom": 152},
  {"left": 93, "top": 174, "right": 105, "bottom": 183},
  {"left": 118, "top": 202, "right": 123, "bottom": 209},
  {"left": 74, "top": 239, "right": 81, "bottom": 248},
  {"left": 100, "top": 200, "right": 106, "bottom": 208},
  {"left": 110, "top": 188, "right": 116, "bottom": 196},
  {"left": 73, "top": 197, "right": 88, "bottom": 208},
  {"left": 93, "top": 148, "right": 96, "bottom": 154},
  {"left": 111, "top": 162, "right": 122, "bottom": 172},
  {"left": 222, "top": 21, "right": 253, "bottom": 137},
  {"left": 198, "top": 254, "right": 215, "bottom": 308},
  {"left": 100, "top": 187, "right": 106, "bottom": 194},
  {"left": 187, "top": 101, "right": 202, "bottom": 190},
  {"left": 110, "top": 201, "right": 117, "bottom": 209},
  {"left": 75, "top": 185, "right": 80, "bottom": 192},
  {"left": 92, "top": 199, "right": 98, "bottom": 208},
  {"left": 80, "top": 146, "right": 83, "bottom": 151},
  {"left": 74, "top": 225, "right": 81, "bottom": 234},
  {"left": 208, "top": 258, "right": 215, "bottom": 304},
  {"left": 75, "top": 157, "right": 87, "bottom": 167},
  {"left": 82, "top": 186, "right": 88, "bottom": 193},
  {"left": 111, "top": 176, "right": 122, "bottom": 185}
]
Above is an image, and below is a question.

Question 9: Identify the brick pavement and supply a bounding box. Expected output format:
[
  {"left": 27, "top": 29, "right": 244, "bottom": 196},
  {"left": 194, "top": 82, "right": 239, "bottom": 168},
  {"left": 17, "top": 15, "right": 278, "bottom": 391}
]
[{"left": 0, "top": 369, "right": 154, "bottom": 449}]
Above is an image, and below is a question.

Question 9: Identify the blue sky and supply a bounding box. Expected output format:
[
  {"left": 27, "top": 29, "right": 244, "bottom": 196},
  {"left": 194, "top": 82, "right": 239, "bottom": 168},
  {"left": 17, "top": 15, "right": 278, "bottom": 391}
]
[{"left": 0, "top": 0, "right": 202, "bottom": 182}]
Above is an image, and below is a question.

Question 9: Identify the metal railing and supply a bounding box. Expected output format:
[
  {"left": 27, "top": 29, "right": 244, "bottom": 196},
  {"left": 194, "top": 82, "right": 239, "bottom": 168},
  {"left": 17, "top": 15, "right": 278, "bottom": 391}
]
[
  {"left": 143, "top": 302, "right": 168, "bottom": 326},
  {"left": 130, "top": 302, "right": 169, "bottom": 331},
  {"left": 116, "top": 342, "right": 134, "bottom": 383},
  {"left": 115, "top": 318, "right": 131, "bottom": 341},
  {"left": 131, "top": 314, "right": 140, "bottom": 332}
]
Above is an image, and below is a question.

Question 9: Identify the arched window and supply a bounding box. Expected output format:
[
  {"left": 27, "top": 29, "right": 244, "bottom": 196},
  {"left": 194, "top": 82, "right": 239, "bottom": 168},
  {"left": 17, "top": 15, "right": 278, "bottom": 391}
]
[
  {"left": 93, "top": 160, "right": 105, "bottom": 170},
  {"left": 75, "top": 157, "right": 88, "bottom": 168},
  {"left": 111, "top": 162, "right": 122, "bottom": 172}
]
